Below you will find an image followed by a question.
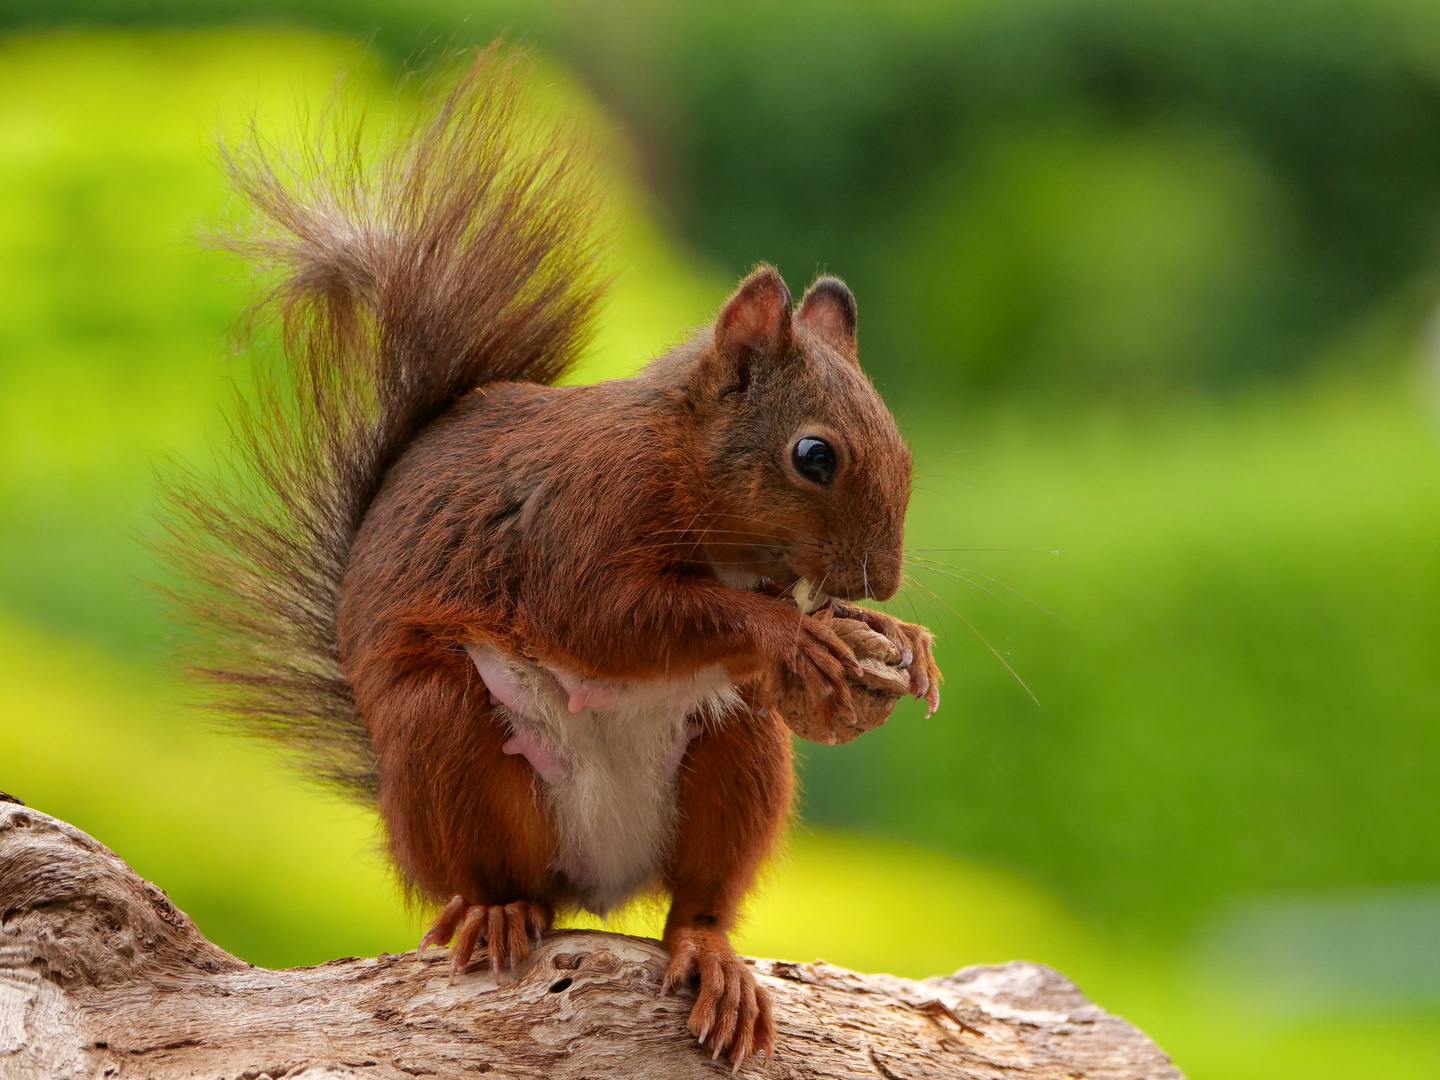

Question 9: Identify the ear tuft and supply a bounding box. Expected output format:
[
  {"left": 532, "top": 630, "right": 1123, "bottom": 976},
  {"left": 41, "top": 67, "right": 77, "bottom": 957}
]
[
  {"left": 796, "top": 276, "right": 857, "bottom": 349},
  {"left": 715, "top": 265, "right": 792, "bottom": 356}
]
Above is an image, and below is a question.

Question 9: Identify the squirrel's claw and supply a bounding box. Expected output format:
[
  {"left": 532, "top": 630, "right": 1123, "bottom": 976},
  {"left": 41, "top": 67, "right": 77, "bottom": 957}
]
[
  {"left": 831, "top": 601, "right": 941, "bottom": 717},
  {"left": 417, "top": 894, "right": 469, "bottom": 960},
  {"left": 921, "top": 677, "right": 941, "bottom": 718},
  {"left": 421, "top": 897, "right": 551, "bottom": 978},
  {"left": 663, "top": 927, "right": 774, "bottom": 1071}
]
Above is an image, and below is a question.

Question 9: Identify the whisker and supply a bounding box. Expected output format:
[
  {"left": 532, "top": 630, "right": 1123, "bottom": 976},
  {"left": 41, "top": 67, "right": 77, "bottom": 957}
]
[
  {"left": 618, "top": 538, "right": 789, "bottom": 552},
  {"left": 906, "top": 547, "right": 1061, "bottom": 555},
  {"left": 895, "top": 573, "right": 945, "bottom": 628},
  {"left": 630, "top": 528, "right": 794, "bottom": 542},
  {"left": 634, "top": 512, "right": 808, "bottom": 538},
  {"left": 904, "top": 560, "right": 1012, "bottom": 609},
  {"left": 903, "top": 557, "right": 1068, "bottom": 625},
  {"left": 893, "top": 583, "right": 929, "bottom": 627},
  {"left": 904, "top": 574, "right": 1040, "bottom": 706}
]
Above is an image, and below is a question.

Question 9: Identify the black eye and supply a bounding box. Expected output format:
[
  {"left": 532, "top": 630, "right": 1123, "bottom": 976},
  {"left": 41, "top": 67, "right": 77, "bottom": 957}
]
[{"left": 792, "top": 436, "right": 837, "bottom": 486}]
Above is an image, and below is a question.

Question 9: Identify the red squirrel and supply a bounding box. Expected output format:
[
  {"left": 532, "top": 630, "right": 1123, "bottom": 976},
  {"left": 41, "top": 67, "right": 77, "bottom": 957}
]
[{"left": 163, "top": 48, "right": 940, "bottom": 1067}]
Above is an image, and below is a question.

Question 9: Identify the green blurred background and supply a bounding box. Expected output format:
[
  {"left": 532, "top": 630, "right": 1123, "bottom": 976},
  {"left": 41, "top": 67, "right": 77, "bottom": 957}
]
[{"left": 4, "top": 2, "right": 1440, "bottom": 1076}]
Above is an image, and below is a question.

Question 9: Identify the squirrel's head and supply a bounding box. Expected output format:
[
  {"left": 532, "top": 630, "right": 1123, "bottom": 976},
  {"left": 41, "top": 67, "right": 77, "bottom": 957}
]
[{"left": 685, "top": 266, "right": 911, "bottom": 604}]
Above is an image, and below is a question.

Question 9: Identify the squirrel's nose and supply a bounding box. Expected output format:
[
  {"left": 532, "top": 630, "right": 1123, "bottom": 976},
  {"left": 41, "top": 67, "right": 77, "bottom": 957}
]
[
  {"left": 864, "top": 560, "right": 902, "bottom": 602},
  {"left": 825, "top": 554, "right": 901, "bottom": 603}
]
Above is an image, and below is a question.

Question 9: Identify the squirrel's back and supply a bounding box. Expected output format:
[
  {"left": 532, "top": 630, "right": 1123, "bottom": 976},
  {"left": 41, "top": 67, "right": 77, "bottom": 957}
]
[{"left": 160, "top": 47, "right": 606, "bottom": 799}]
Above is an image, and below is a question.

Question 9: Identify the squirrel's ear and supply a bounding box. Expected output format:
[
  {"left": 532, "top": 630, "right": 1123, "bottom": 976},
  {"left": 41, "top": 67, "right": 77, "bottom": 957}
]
[
  {"left": 714, "top": 266, "right": 792, "bottom": 359},
  {"left": 796, "top": 276, "right": 857, "bottom": 352}
]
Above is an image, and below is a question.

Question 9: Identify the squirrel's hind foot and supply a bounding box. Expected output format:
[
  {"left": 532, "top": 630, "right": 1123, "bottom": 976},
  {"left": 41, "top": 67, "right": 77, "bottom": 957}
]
[
  {"left": 663, "top": 927, "right": 776, "bottom": 1069},
  {"left": 418, "top": 895, "right": 550, "bottom": 977}
]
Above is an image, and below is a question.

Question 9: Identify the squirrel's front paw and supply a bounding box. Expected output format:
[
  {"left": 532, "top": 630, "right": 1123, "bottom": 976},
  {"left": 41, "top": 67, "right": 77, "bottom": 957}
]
[
  {"left": 831, "top": 602, "right": 942, "bottom": 717},
  {"left": 771, "top": 615, "right": 861, "bottom": 740},
  {"left": 773, "top": 604, "right": 942, "bottom": 743},
  {"left": 662, "top": 927, "right": 775, "bottom": 1067}
]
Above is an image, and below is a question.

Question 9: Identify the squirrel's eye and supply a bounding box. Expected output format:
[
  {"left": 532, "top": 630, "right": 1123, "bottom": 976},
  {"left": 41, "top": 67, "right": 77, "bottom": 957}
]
[{"left": 792, "top": 437, "right": 837, "bottom": 487}]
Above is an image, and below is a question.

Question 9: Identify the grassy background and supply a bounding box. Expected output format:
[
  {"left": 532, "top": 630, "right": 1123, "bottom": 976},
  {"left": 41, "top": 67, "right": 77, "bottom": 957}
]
[{"left": 3, "top": 18, "right": 1440, "bottom": 1079}]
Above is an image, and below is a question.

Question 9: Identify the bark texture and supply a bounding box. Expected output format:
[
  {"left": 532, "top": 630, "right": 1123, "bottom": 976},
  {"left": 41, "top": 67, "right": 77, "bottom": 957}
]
[{"left": 0, "top": 802, "right": 1183, "bottom": 1079}]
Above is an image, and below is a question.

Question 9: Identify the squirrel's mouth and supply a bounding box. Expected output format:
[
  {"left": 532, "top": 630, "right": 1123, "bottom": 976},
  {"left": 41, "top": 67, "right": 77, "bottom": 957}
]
[
  {"left": 726, "top": 550, "right": 856, "bottom": 609},
  {"left": 742, "top": 572, "right": 833, "bottom": 614},
  {"left": 789, "top": 577, "right": 830, "bottom": 614}
]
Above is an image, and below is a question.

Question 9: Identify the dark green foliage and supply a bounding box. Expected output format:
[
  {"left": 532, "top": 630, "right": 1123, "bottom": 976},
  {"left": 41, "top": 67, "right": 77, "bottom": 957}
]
[
  {"left": 650, "top": 0, "right": 1440, "bottom": 396},
  {"left": 11, "top": 0, "right": 1440, "bottom": 396}
]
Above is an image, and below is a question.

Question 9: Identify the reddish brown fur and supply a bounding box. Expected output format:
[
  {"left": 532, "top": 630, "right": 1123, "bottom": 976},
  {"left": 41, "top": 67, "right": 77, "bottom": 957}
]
[{"left": 163, "top": 46, "right": 926, "bottom": 1068}]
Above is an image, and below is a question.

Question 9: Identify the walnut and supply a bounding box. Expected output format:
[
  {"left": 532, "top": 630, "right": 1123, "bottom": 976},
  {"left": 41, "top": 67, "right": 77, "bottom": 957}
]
[{"left": 774, "top": 609, "right": 912, "bottom": 745}]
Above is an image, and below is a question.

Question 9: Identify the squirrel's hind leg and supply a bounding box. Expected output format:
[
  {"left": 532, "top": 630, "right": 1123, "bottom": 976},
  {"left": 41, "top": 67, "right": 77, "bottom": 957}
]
[
  {"left": 352, "top": 646, "right": 560, "bottom": 976},
  {"left": 662, "top": 690, "right": 792, "bottom": 1067}
]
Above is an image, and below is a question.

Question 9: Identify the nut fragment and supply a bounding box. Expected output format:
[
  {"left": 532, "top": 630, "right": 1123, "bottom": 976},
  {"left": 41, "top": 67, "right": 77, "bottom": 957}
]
[{"left": 791, "top": 577, "right": 830, "bottom": 615}]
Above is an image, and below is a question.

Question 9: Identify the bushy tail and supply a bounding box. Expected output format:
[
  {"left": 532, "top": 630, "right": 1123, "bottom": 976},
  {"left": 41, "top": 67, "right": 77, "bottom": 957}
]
[{"left": 160, "top": 47, "right": 605, "bottom": 801}]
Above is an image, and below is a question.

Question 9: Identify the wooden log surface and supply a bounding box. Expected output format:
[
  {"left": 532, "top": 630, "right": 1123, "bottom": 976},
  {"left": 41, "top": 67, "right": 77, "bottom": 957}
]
[{"left": 0, "top": 801, "right": 1183, "bottom": 1079}]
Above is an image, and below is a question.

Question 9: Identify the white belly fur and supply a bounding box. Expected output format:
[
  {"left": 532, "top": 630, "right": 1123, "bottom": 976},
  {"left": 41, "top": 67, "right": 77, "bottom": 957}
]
[{"left": 466, "top": 643, "right": 739, "bottom": 914}]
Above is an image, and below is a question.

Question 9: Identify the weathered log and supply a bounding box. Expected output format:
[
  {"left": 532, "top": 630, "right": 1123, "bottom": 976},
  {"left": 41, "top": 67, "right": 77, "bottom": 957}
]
[{"left": 0, "top": 802, "right": 1183, "bottom": 1079}]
